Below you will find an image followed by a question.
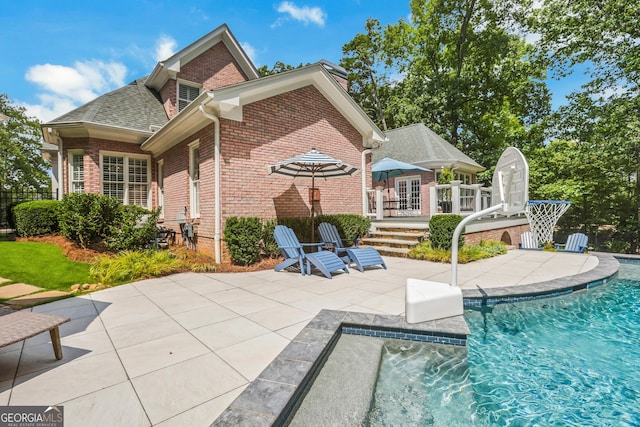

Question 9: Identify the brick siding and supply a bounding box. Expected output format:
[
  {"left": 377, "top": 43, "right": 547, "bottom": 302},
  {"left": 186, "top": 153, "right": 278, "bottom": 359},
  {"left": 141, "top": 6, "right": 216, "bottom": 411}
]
[
  {"left": 157, "top": 84, "right": 371, "bottom": 253},
  {"left": 159, "top": 42, "right": 250, "bottom": 120},
  {"left": 464, "top": 223, "right": 531, "bottom": 247}
]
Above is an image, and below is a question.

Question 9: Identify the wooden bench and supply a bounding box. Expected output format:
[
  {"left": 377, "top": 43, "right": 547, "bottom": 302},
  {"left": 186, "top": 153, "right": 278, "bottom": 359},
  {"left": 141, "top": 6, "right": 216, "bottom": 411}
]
[{"left": 0, "top": 311, "right": 70, "bottom": 360}]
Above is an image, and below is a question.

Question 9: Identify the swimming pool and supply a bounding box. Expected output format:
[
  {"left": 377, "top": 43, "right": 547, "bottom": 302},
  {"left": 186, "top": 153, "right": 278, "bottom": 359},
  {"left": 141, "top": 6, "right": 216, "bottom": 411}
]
[{"left": 366, "top": 262, "right": 640, "bottom": 426}]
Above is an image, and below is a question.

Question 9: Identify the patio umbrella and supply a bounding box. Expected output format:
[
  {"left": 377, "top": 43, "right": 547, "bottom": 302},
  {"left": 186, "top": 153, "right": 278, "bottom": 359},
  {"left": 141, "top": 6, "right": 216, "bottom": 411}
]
[
  {"left": 268, "top": 148, "right": 360, "bottom": 241},
  {"left": 372, "top": 157, "right": 431, "bottom": 196}
]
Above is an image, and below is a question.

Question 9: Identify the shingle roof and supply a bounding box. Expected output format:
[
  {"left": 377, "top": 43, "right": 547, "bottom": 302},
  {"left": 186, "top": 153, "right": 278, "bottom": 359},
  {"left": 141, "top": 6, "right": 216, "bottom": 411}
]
[
  {"left": 373, "top": 123, "right": 484, "bottom": 172},
  {"left": 45, "top": 77, "right": 168, "bottom": 132}
]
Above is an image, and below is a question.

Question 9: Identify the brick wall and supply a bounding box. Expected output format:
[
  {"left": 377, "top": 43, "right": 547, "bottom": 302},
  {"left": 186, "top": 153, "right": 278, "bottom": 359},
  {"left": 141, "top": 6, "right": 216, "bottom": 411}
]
[
  {"left": 159, "top": 41, "right": 250, "bottom": 120},
  {"left": 180, "top": 42, "right": 249, "bottom": 90},
  {"left": 464, "top": 223, "right": 531, "bottom": 247},
  {"left": 158, "top": 84, "right": 371, "bottom": 254}
]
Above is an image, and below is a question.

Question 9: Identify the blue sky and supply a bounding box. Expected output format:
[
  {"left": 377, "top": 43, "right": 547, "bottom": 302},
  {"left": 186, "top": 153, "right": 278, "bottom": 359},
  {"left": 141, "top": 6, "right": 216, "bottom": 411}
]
[{"left": 1, "top": 1, "right": 586, "bottom": 123}]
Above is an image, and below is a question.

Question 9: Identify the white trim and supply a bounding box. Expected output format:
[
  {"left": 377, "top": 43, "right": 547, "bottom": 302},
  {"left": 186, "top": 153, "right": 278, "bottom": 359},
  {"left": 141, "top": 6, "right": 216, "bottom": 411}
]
[
  {"left": 99, "top": 150, "right": 151, "bottom": 207},
  {"left": 177, "top": 80, "right": 202, "bottom": 112},
  {"left": 395, "top": 175, "right": 422, "bottom": 215},
  {"left": 141, "top": 64, "right": 387, "bottom": 155},
  {"left": 188, "top": 140, "right": 201, "bottom": 218},
  {"left": 157, "top": 159, "right": 165, "bottom": 218},
  {"left": 67, "top": 149, "right": 84, "bottom": 194}
]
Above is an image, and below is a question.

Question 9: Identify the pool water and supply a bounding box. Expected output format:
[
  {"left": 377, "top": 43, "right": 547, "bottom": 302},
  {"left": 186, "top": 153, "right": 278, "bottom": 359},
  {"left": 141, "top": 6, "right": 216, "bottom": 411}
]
[{"left": 366, "top": 263, "right": 640, "bottom": 426}]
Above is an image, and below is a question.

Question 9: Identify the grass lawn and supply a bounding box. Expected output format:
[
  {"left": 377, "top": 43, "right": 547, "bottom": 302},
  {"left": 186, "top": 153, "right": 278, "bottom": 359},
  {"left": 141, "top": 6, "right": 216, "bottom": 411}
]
[{"left": 0, "top": 241, "right": 93, "bottom": 291}]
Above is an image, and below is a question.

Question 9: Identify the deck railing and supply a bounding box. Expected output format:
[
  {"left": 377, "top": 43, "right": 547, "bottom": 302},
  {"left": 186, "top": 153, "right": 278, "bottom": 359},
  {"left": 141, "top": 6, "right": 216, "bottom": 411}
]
[{"left": 430, "top": 181, "right": 492, "bottom": 217}]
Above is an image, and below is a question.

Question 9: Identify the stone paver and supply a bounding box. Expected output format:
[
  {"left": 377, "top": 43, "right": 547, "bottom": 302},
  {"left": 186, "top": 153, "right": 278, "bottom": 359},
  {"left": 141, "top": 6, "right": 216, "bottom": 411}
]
[
  {"left": 0, "top": 283, "right": 43, "bottom": 299},
  {"left": 0, "top": 278, "right": 12, "bottom": 285},
  {"left": 7, "top": 291, "right": 70, "bottom": 308},
  {"left": 0, "top": 251, "right": 611, "bottom": 426}
]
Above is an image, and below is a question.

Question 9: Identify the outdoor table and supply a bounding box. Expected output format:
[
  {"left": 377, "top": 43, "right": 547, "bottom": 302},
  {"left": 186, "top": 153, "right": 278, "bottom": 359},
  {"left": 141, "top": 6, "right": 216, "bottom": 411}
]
[{"left": 0, "top": 311, "right": 70, "bottom": 360}]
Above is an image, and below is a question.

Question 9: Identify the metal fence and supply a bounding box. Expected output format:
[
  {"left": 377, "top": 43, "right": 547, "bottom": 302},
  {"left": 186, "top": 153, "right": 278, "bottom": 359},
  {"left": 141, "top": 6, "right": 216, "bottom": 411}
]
[{"left": 0, "top": 189, "right": 58, "bottom": 238}]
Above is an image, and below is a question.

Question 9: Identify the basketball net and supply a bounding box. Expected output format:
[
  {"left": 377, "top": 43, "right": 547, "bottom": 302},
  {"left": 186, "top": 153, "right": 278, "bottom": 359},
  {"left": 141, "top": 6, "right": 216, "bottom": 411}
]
[{"left": 524, "top": 201, "right": 572, "bottom": 243}]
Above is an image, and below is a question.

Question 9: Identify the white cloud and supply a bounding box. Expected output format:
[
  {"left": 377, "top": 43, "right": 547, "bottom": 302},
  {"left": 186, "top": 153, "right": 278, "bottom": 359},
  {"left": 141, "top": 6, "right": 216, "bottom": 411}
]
[
  {"left": 240, "top": 41, "right": 258, "bottom": 65},
  {"left": 274, "top": 1, "right": 326, "bottom": 27},
  {"left": 154, "top": 35, "right": 177, "bottom": 61},
  {"left": 23, "top": 60, "right": 127, "bottom": 122}
]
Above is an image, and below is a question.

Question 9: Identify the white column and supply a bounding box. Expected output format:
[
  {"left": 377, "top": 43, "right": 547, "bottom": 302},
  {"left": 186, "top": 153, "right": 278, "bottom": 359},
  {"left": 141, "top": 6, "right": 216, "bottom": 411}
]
[{"left": 451, "top": 180, "right": 461, "bottom": 214}]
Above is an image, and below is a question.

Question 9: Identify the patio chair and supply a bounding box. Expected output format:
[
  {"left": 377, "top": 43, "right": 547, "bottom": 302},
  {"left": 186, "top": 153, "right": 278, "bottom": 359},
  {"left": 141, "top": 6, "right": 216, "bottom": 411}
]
[
  {"left": 555, "top": 232, "right": 588, "bottom": 253},
  {"left": 317, "top": 222, "right": 387, "bottom": 272},
  {"left": 273, "top": 225, "right": 348, "bottom": 279},
  {"left": 519, "top": 232, "right": 541, "bottom": 250}
]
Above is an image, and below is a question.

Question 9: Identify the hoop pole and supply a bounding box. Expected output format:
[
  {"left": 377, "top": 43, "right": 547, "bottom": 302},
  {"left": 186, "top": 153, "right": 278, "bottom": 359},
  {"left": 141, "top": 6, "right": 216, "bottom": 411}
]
[{"left": 451, "top": 203, "right": 505, "bottom": 287}]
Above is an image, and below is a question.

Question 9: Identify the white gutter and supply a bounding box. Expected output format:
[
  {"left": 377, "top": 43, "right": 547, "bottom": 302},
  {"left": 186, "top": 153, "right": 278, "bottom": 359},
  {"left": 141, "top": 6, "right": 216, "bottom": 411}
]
[
  {"left": 199, "top": 104, "right": 222, "bottom": 263},
  {"left": 361, "top": 148, "right": 371, "bottom": 216}
]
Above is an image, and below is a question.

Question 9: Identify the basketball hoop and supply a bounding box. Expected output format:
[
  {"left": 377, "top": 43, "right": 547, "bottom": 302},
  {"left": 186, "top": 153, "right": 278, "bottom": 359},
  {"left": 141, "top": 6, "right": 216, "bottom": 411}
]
[{"left": 525, "top": 200, "right": 572, "bottom": 244}]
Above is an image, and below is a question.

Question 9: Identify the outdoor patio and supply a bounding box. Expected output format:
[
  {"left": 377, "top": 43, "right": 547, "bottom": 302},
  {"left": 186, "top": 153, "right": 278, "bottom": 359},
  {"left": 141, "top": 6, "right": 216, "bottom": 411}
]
[{"left": 0, "top": 250, "right": 598, "bottom": 426}]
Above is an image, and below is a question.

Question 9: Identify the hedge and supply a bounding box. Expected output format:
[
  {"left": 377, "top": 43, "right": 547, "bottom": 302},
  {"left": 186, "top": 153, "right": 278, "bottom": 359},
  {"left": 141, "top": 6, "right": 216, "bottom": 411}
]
[
  {"left": 12, "top": 200, "right": 60, "bottom": 237},
  {"left": 428, "top": 214, "right": 464, "bottom": 250}
]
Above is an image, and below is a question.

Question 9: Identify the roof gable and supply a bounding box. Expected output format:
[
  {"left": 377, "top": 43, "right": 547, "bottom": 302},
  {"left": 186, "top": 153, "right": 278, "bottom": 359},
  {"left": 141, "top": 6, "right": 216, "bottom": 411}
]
[
  {"left": 145, "top": 24, "right": 259, "bottom": 91},
  {"left": 374, "top": 123, "right": 484, "bottom": 172},
  {"left": 142, "top": 64, "right": 386, "bottom": 155}
]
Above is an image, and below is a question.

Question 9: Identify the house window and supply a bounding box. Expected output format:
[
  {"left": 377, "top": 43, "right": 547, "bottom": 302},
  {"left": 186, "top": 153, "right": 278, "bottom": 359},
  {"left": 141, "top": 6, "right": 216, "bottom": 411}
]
[
  {"left": 457, "top": 172, "right": 472, "bottom": 184},
  {"left": 69, "top": 151, "right": 84, "bottom": 193},
  {"left": 101, "top": 153, "right": 150, "bottom": 207},
  {"left": 157, "top": 160, "right": 164, "bottom": 218},
  {"left": 178, "top": 82, "right": 200, "bottom": 111},
  {"left": 189, "top": 141, "right": 200, "bottom": 218}
]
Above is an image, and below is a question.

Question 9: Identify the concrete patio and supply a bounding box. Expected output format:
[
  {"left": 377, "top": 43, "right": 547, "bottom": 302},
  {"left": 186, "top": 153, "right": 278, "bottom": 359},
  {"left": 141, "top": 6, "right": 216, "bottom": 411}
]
[{"left": 0, "top": 250, "right": 599, "bottom": 426}]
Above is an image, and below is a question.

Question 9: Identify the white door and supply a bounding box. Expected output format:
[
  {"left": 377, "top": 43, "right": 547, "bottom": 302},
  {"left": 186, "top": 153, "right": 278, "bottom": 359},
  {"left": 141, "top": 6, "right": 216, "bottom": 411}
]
[{"left": 396, "top": 176, "right": 421, "bottom": 216}]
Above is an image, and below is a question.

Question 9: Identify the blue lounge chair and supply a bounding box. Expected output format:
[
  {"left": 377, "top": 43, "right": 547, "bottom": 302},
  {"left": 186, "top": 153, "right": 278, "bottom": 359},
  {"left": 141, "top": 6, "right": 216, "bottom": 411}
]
[
  {"left": 317, "top": 222, "right": 387, "bottom": 272},
  {"left": 273, "top": 225, "right": 348, "bottom": 279},
  {"left": 519, "top": 232, "right": 541, "bottom": 250},
  {"left": 555, "top": 232, "right": 588, "bottom": 253}
]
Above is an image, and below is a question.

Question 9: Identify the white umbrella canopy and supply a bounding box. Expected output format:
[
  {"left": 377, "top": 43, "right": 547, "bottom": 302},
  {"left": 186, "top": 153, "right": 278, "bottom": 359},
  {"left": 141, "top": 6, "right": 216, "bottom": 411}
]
[{"left": 267, "top": 148, "right": 360, "bottom": 241}]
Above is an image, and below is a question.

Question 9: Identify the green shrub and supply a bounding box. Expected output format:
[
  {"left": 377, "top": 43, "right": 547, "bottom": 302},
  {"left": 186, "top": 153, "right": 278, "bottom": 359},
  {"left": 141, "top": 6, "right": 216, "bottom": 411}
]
[
  {"left": 12, "top": 200, "right": 60, "bottom": 236},
  {"left": 314, "top": 214, "right": 371, "bottom": 246},
  {"left": 90, "top": 250, "right": 183, "bottom": 285},
  {"left": 105, "top": 206, "right": 160, "bottom": 252},
  {"left": 261, "top": 219, "right": 280, "bottom": 258},
  {"left": 408, "top": 240, "right": 506, "bottom": 263},
  {"left": 58, "top": 193, "right": 122, "bottom": 247},
  {"left": 428, "top": 214, "right": 464, "bottom": 250},
  {"left": 224, "top": 216, "right": 263, "bottom": 265},
  {"left": 278, "top": 217, "right": 313, "bottom": 242}
]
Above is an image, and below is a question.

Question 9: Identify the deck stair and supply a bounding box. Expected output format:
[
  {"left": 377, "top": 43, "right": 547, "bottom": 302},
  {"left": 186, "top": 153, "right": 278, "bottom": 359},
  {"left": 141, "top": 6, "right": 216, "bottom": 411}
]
[{"left": 361, "top": 220, "right": 429, "bottom": 257}]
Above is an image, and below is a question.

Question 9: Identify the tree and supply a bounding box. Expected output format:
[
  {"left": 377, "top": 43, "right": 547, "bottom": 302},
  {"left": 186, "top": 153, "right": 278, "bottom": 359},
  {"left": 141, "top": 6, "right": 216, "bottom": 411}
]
[
  {"left": 0, "top": 94, "right": 49, "bottom": 192},
  {"left": 258, "top": 61, "right": 306, "bottom": 77},
  {"left": 340, "top": 18, "right": 391, "bottom": 130},
  {"left": 533, "top": 0, "right": 640, "bottom": 252},
  {"left": 341, "top": 0, "right": 551, "bottom": 174}
]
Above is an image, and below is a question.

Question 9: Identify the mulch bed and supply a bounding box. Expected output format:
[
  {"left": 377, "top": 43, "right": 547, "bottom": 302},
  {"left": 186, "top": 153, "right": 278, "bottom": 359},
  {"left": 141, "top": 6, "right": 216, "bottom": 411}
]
[{"left": 16, "top": 234, "right": 281, "bottom": 273}]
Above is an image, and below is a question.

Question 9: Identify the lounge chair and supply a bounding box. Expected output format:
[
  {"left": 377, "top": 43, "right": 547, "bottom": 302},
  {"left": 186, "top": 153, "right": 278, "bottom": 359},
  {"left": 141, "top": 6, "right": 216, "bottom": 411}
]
[
  {"left": 555, "top": 232, "right": 588, "bottom": 253},
  {"left": 317, "top": 222, "right": 387, "bottom": 272},
  {"left": 273, "top": 225, "right": 348, "bottom": 279},
  {"left": 519, "top": 232, "right": 541, "bottom": 250}
]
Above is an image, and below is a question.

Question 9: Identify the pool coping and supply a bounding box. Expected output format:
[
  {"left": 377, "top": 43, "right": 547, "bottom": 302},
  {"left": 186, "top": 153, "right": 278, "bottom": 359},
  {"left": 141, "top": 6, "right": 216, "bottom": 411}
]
[
  {"left": 212, "top": 251, "right": 622, "bottom": 426},
  {"left": 211, "top": 310, "right": 470, "bottom": 426},
  {"left": 462, "top": 252, "right": 620, "bottom": 307}
]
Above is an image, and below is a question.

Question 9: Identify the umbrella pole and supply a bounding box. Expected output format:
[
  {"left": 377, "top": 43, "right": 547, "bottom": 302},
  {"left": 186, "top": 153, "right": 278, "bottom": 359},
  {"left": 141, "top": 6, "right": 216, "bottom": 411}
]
[{"left": 311, "top": 173, "right": 315, "bottom": 243}]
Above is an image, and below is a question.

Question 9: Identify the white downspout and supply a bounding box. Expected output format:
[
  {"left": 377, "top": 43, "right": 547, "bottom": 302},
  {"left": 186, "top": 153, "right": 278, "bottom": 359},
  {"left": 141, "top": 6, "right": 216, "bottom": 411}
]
[
  {"left": 54, "top": 131, "right": 64, "bottom": 198},
  {"left": 361, "top": 148, "right": 372, "bottom": 216},
  {"left": 199, "top": 104, "right": 222, "bottom": 263}
]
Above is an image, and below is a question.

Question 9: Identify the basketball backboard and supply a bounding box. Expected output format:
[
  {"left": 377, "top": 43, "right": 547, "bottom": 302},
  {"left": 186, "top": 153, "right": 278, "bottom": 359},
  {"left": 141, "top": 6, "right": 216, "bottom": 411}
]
[{"left": 490, "top": 147, "right": 529, "bottom": 214}]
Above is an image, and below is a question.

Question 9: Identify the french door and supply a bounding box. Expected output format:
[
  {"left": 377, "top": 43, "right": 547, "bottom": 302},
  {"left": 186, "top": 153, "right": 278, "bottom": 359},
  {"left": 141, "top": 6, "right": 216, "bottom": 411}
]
[{"left": 396, "top": 176, "right": 421, "bottom": 216}]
